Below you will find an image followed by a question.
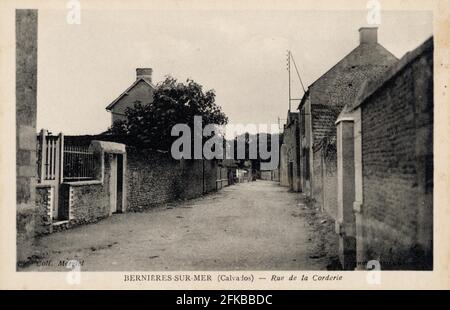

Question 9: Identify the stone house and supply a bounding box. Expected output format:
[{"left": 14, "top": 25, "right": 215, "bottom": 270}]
[
  {"left": 335, "top": 37, "right": 433, "bottom": 270},
  {"left": 297, "top": 27, "right": 398, "bottom": 218},
  {"left": 106, "top": 68, "right": 155, "bottom": 124}
]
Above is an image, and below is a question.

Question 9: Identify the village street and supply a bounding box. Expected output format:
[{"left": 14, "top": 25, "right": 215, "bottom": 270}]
[{"left": 22, "top": 181, "right": 339, "bottom": 271}]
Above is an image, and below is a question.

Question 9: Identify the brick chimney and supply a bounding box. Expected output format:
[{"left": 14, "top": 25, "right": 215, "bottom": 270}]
[
  {"left": 136, "top": 68, "right": 153, "bottom": 83},
  {"left": 359, "top": 27, "right": 378, "bottom": 45}
]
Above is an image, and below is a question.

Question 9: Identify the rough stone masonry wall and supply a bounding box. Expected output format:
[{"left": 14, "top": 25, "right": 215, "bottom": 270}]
[
  {"left": 16, "top": 10, "right": 38, "bottom": 262},
  {"left": 64, "top": 155, "right": 112, "bottom": 227},
  {"left": 126, "top": 148, "right": 218, "bottom": 211},
  {"left": 361, "top": 44, "right": 433, "bottom": 269},
  {"left": 35, "top": 186, "right": 53, "bottom": 235}
]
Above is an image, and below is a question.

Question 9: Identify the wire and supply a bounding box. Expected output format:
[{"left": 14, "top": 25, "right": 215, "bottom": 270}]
[{"left": 290, "top": 52, "right": 306, "bottom": 93}]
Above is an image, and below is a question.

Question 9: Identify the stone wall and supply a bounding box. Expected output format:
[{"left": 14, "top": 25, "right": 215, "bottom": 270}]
[
  {"left": 322, "top": 144, "right": 338, "bottom": 219},
  {"left": 312, "top": 149, "right": 323, "bottom": 209},
  {"left": 311, "top": 143, "right": 338, "bottom": 220},
  {"left": 16, "top": 9, "right": 38, "bottom": 263},
  {"left": 360, "top": 38, "right": 433, "bottom": 269},
  {"left": 281, "top": 112, "right": 301, "bottom": 191},
  {"left": 203, "top": 159, "right": 219, "bottom": 193},
  {"left": 279, "top": 144, "right": 288, "bottom": 186},
  {"left": 35, "top": 186, "right": 53, "bottom": 235},
  {"left": 126, "top": 148, "right": 218, "bottom": 211},
  {"left": 34, "top": 145, "right": 220, "bottom": 234}
]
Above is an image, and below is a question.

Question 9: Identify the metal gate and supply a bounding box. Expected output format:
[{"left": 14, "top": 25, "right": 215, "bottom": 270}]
[{"left": 36, "top": 129, "right": 97, "bottom": 220}]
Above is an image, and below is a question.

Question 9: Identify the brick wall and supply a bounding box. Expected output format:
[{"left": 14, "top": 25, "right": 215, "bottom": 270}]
[
  {"left": 360, "top": 39, "right": 433, "bottom": 269},
  {"left": 126, "top": 148, "right": 218, "bottom": 211}
]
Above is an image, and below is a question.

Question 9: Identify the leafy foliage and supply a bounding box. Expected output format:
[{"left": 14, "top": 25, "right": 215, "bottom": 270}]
[{"left": 107, "top": 77, "right": 228, "bottom": 150}]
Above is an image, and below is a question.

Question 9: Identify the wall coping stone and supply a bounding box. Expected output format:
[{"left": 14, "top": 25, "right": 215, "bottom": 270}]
[
  {"left": 63, "top": 180, "right": 103, "bottom": 186},
  {"left": 90, "top": 140, "right": 126, "bottom": 154},
  {"left": 36, "top": 184, "right": 52, "bottom": 188}
]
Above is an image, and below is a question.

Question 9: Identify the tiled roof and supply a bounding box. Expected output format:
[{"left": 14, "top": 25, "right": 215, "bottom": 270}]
[{"left": 336, "top": 36, "right": 433, "bottom": 123}]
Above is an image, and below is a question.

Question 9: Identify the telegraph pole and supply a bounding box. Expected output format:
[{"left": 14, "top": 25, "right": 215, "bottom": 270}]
[
  {"left": 287, "top": 50, "right": 306, "bottom": 112},
  {"left": 287, "top": 50, "right": 291, "bottom": 112}
]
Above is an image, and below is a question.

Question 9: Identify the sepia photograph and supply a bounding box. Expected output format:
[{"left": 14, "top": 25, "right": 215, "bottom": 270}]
[{"left": 1, "top": 0, "right": 449, "bottom": 292}]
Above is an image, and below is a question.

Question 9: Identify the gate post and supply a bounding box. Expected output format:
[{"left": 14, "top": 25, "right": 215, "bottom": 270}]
[
  {"left": 59, "top": 132, "right": 64, "bottom": 183},
  {"left": 39, "top": 129, "right": 47, "bottom": 182}
]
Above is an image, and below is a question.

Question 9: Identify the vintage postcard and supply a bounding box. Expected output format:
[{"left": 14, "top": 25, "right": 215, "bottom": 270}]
[{"left": 0, "top": 0, "right": 449, "bottom": 290}]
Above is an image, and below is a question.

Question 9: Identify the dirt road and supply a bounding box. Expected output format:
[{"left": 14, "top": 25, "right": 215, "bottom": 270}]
[{"left": 21, "top": 181, "right": 339, "bottom": 271}]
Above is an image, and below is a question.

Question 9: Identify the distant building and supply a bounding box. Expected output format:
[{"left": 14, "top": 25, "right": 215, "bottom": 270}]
[
  {"left": 260, "top": 169, "right": 279, "bottom": 181},
  {"left": 106, "top": 68, "right": 155, "bottom": 124}
]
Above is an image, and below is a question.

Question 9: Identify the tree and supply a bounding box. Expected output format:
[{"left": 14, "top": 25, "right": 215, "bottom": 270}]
[{"left": 107, "top": 76, "right": 228, "bottom": 150}]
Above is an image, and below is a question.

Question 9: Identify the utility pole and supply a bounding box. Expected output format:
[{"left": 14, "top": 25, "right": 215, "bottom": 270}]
[
  {"left": 287, "top": 50, "right": 291, "bottom": 112},
  {"left": 286, "top": 50, "right": 306, "bottom": 112}
]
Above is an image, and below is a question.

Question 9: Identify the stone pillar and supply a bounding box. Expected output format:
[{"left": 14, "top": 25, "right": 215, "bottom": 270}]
[
  {"left": 16, "top": 9, "right": 38, "bottom": 263},
  {"left": 353, "top": 108, "right": 366, "bottom": 269},
  {"left": 336, "top": 120, "right": 356, "bottom": 270}
]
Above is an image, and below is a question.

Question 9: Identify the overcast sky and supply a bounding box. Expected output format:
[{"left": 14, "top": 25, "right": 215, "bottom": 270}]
[{"left": 36, "top": 9, "right": 432, "bottom": 135}]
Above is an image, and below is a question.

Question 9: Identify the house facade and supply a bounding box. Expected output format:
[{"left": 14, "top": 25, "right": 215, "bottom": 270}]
[
  {"left": 106, "top": 68, "right": 155, "bottom": 124},
  {"left": 297, "top": 27, "right": 398, "bottom": 218}
]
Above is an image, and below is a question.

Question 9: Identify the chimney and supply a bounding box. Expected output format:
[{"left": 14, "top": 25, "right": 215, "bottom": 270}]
[
  {"left": 136, "top": 68, "right": 153, "bottom": 83},
  {"left": 359, "top": 27, "right": 378, "bottom": 45}
]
